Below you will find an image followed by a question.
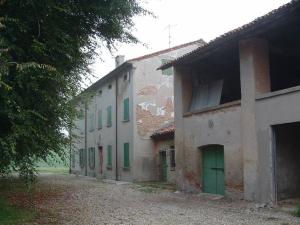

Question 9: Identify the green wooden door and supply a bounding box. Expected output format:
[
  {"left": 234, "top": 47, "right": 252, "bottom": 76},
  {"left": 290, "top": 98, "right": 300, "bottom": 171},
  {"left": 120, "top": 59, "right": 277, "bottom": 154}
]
[
  {"left": 160, "top": 151, "right": 167, "bottom": 181},
  {"left": 202, "top": 146, "right": 225, "bottom": 195}
]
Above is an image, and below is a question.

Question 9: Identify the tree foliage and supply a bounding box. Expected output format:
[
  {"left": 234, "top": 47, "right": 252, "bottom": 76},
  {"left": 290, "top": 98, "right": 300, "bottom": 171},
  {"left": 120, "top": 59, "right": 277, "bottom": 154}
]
[{"left": 0, "top": 0, "right": 148, "bottom": 176}]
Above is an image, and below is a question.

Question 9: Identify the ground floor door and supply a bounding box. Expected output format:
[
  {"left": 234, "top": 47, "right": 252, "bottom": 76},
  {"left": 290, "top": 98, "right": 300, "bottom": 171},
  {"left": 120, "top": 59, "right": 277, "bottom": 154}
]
[
  {"left": 160, "top": 151, "right": 167, "bottom": 181},
  {"left": 98, "top": 146, "right": 103, "bottom": 175},
  {"left": 202, "top": 146, "right": 225, "bottom": 195}
]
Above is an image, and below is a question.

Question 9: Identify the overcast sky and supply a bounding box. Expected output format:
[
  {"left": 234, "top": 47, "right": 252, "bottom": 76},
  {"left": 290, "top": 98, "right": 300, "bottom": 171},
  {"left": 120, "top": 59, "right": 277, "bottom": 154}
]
[{"left": 87, "top": 0, "right": 290, "bottom": 87}]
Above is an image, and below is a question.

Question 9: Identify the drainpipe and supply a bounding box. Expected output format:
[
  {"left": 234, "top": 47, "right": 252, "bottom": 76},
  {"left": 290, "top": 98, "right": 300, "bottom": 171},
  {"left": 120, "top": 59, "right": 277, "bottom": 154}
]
[
  {"left": 84, "top": 101, "right": 88, "bottom": 176},
  {"left": 115, "top": 77, "right": 119, "bottom": 181}
]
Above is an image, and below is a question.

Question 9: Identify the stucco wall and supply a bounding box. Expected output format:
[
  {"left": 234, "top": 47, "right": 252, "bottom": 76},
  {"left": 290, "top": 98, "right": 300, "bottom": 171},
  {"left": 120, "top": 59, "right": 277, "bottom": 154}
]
[
  {"left": 71, "top": 105, "right": 85, "bottom": 174},
  {"left": 131, "top": 43, "right": 202, "bottom": 181},
  {"left": 254, "top": 88, "right": 300, "bottom": 202},
  {"left": 174, "top": 67, "right": 243, "bottom": 197},
  {"left": 116, "top": 70, "right": 134, "bottom": 181},
  {"left": 153, "top": 139, "right": 176, "bottom": 183}
]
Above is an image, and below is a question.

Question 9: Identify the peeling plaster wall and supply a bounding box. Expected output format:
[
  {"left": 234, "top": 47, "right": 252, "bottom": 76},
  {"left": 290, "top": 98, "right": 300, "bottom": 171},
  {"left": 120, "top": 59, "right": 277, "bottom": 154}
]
[
  {"left": 179, "top": 107, "right": 243, "bottom": 197},
  {"left": 153, "top": 139, "right": 176, "bottom": 183},
  {"left": 131, "top": 43, "right": 201, "bottom": 181},
  {"left": 116, "top": 70, "right": 134, "bottom": 181},
  {"left": 174, "top": 67, "right": 243, "bottom": 198}
]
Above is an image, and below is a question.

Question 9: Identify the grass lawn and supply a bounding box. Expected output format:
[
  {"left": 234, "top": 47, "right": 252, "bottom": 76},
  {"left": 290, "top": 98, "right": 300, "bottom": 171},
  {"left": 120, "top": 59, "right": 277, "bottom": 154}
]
[
  {"left": 37, "top": 166, "right": 69, "bottom": 174},
  {"left": 0, "top": 198, "right": 35, "bottom": 225}
]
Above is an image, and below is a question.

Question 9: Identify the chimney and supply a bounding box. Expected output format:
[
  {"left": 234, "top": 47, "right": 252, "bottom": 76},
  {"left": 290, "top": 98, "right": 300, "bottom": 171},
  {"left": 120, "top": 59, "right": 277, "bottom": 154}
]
[{"left": 115, "top": 55, "right": 125, "bottom": 68}]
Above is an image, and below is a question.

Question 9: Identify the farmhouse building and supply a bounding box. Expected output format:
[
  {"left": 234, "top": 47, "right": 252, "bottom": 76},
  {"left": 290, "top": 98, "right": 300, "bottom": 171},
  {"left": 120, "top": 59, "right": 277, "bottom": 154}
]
[
  {"left": 160, "top": 0, "right": 300, "bottom": 203},
  {"left": 71, "top": 40, "right": 205, "bottom": 181}
]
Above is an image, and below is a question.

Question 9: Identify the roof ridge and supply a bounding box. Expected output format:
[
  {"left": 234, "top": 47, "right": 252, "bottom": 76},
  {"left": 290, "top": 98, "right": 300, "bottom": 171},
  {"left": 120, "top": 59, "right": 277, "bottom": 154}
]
[{"left": 128, "top": 39, "right": 206, "bottom": 62}]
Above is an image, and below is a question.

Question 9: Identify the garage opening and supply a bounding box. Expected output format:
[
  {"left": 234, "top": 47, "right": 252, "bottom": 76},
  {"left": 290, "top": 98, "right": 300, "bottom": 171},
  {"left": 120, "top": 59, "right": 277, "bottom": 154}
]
[{"left": 273, "top": 122, "right": 300, "bottom": 201}]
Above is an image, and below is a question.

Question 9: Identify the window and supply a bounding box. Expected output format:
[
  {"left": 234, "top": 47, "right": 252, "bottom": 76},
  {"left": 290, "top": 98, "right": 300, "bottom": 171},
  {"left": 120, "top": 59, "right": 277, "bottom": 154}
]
[
  {"left": 123, "top": 98, "right": 130, "bottom": 122},
  {"left": 88, "top": 147, "right": 95, "bottom": 169},
  {"left": 79, "top": 148, "right": 85, "bottom": 168},
  {"left": 108, "top": 84, "right": 112, "bottom": 89},
  {"left": 78, "top": 109, "right": 84, "bottom": 120},
  {"left": 123, "top": 143, "right": 130, "bottom": 168},
  {"left": 107, "top": 145, "right": 112, "bottom": 169},
  {"left": 123, "top": 73, "right": 128, "bottom": 81},
  {"left": 71, "top": 151, "right": 76, "bottom": 168},
  {"left": 98, "top": 89, "right": 102, "bottom": 96},
  {"left": 88, "top": 113, "right": 95, "bottom": 132},
  {"left": 170, "top": 147, "right": 175, "bottom": 170},
  {"left": 97, "top": 110, "right": 102, "bottom": 129},
  {"left": 161, "top": 59, "right": 174, "bottom": 76},
  {"left": 189, "top": 79, "right": 223, "bottom": 112},
  {"left": 107, "top": 105, "right": 112, "bottom": 127}
]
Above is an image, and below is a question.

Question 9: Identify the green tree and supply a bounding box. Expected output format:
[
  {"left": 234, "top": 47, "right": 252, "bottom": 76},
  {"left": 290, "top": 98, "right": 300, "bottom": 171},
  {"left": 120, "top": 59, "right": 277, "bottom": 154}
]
[{"left": 0, "top": 0, "right": 149, "bottom": 177}]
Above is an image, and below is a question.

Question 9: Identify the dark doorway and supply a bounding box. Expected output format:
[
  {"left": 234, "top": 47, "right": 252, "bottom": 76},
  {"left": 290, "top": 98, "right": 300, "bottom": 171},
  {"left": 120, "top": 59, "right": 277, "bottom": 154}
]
[
  {"left": 98, "top": 146, "right": 103, "bottom": 175},
  {"left": 159, "top": 151, "right": 167, "bottom": 181},
  {"left": 273, "top": 122, "right": 300, "bottom": 201}
]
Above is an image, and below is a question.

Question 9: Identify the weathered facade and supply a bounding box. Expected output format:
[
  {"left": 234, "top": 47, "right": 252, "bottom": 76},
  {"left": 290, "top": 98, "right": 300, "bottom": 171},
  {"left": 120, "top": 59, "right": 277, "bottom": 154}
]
[
  {"left": 161, "top": 0, "right": 300, "bottom": 203},
  {"left": 151, "top": 122, "right": 176, "bottom": 183},
  {"left": 70, "top": 40, "right": 205, "bottom": 182}
]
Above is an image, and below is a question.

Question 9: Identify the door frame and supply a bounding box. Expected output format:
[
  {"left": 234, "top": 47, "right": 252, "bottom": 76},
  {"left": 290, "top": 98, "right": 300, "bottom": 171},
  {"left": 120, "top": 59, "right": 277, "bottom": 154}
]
[
  {"left": 200, "top": 144, "right": 225, "bottom": 195},
  {"left": 159, "top": 150, "right": 167, "bottom": 182},
  {"left": 98, "top": 146, "right": 103, "bottom": 175}
]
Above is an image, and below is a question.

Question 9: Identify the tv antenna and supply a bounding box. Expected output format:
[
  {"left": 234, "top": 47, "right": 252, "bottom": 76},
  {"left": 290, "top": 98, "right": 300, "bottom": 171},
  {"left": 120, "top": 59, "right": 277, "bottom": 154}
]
[{"left": 164, "top": 24, "right": 178, "bottom": 48}]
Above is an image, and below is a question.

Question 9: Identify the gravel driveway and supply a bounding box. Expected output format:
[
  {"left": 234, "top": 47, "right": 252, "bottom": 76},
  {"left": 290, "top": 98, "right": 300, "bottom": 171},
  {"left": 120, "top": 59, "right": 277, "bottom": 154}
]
[{"left": 34, "top": 174, "right": 300, "bottom": 225}]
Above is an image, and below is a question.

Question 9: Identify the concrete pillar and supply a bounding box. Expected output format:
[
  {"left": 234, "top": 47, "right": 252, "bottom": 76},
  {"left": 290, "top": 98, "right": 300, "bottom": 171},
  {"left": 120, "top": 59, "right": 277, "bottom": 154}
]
[
  {"left": 173, "top": 66, "right": 192, "bottom": 191},
  {"left": 239, "top": 39, "right": 270, "bottom": 201}
]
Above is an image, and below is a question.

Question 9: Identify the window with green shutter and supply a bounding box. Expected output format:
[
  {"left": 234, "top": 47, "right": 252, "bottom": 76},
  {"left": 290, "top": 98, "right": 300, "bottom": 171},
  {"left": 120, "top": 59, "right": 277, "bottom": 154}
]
[
  {"left": 71, "top": 151, "right": 76, "bottom": 168},
  {"left": 78, "top": 109, "right": 84, "bottom": 120},
  {"left": 161, "top": 59, "right": 174, "bottom": 76},
  {"left": 89, "top": 113, "right": 95, "bottom": 132},
  {"left": 107, "top": 105, "right": 112, "bottom": 127},
  {"left": 79, "top": 148, "right": 85, "bottom": 168},
  {"left": 123, "top": 98, "right": 130, "bottom": 122},
  {"left": 88, "top": 147, "right": 95, "bottom": 169},
  {"left": 123, "top": 143, "right": 130, "bottom": 168},
  {"left": 98, "top": 110, "right": 102, "bottom": 129},
  {"left": 107, "top": 145, "right": 112, "bottom": 169}
]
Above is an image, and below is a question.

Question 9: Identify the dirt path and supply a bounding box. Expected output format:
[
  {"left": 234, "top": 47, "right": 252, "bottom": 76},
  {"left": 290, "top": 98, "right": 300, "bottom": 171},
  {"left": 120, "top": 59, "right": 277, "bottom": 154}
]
[{"left": 32, "top": 174, "right": 300, "bottom": 225}]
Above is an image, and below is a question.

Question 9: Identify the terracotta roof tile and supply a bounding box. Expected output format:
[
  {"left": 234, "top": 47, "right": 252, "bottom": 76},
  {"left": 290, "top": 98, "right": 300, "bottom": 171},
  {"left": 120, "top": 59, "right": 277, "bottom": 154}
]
[{"left": 151, "top": 122, "right": 175, "bottom": 138}]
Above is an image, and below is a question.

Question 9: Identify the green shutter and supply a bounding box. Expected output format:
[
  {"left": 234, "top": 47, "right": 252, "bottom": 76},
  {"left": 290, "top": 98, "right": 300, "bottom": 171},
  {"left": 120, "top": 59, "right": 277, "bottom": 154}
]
[
  {"left": 89, "top": 113, "right": 94, "bottom": 132},
  {"left": 79, "top": 148, "right": 85, "bottom": 168},
  {"left": 107, "top": 145, "right": 112, "bottom": 168},
  {"left": 107, "top": 106, "right": 112, "bottom": 127},
  {"left": 161, "top": 59, "right": 174, "bottom": 76},
  {"left": 89, "top": 147, "right": 95, "bottom": 169},
  {"left": 124, "top": 143, "right": 130, "bottom": 168},
  {"left": 123, "top": 98, "right": 130, "bottom": 121},
  {"left": 98, "top": 110, "right": 102, "bottom": 129}
]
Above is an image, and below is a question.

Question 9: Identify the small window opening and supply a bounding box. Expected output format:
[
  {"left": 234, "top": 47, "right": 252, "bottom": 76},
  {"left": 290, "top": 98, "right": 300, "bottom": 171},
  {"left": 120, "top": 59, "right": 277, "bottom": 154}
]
[
  {"left": 123, "top": 73, "right": 128, "bottom": 81},
  {"left": 108, "top": 84, "right": 112, "bottom": 89}
]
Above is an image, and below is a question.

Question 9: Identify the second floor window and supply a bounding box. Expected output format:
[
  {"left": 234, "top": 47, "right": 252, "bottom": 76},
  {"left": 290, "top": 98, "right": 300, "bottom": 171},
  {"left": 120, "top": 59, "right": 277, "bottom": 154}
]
[
  {"left": 189, "top": 79, "right": 223, "bottom": 112},
  {"left": 107, "top": 105, "right": 112, "bottom": 127},
  {"left": 88, "top": 113, "right": 95, "bottom": 132},
  {"left": 161, "top": 59, "right": 174, "bottom": 76},
  {"left": 98, "top": 110, "right": 102, "bottom": 129},
  {"left": 123, "top": 98, "right": 130, "bottom": 122}
]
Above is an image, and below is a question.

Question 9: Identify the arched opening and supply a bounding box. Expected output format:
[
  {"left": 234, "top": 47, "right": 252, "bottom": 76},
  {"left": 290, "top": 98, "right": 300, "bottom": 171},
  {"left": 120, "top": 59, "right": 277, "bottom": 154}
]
[{"left": 199, "top": 145, "right": 225, "bottom": 195}]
